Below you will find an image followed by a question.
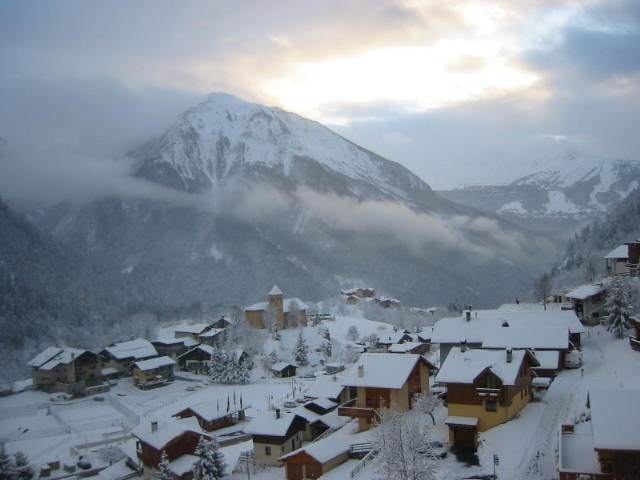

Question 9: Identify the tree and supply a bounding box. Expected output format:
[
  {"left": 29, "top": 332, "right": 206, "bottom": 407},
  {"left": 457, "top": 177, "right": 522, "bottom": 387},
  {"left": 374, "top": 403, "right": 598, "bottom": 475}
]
[
  {"left": 210, "top": 351, "right": 250, "bottom": 384},
  {"left": 374, "top": 409, "right": 438, "bottom": 480},
  {"left": 319, "top": 339, "right": 332, "bottom": 359},
  {"left": 157, "top": 451, "right": 172, "bottom": 480},
  {"left": 262, "top": 350, "right": 278, "bottom": 371},
  {"left": 346, "top": 325, "right": 359, "bottom": 341},
  {"left": 0, "top": 444, "right": 14, "bottom": 480},
  {"left": 535, "top": 272, "right": 552, "bottom": 310},
  {"left": 606, "top": 277, "right": 632, "bottom": 338},
  {"left": 294, "top": 331, "right": 309, "bottom": 365},
  {"left": 192, "top": 437, "right": 226, "bottom": 480},
  {"left": 414, "top": 393, "right": 439, "bottom": 425}
]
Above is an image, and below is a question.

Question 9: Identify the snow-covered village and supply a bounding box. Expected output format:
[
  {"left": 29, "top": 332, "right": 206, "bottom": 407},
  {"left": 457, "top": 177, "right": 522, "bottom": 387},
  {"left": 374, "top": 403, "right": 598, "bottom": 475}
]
[{"left": 2, "top": 2, "right": 640, "bottom": 480}]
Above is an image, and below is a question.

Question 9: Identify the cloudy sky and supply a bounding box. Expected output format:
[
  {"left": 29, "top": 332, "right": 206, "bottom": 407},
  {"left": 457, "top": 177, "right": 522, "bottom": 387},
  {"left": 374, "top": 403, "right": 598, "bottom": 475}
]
[{"left": 1, "top": 0, "right": 639, "bottom": 199}]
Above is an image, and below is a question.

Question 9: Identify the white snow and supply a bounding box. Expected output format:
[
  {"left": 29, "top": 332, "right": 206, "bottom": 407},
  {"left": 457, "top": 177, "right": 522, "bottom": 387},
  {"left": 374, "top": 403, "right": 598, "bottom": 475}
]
[
  {"left": 445, "top": 416, "right": 479, "bottom": 427},
  {"left": 133, "top": 417, "right": 203, "bottom": 450},
  {"left": 103, "top": 338, "right": 157, "bottom": 360},
  {"left": 133, "top": 356, "right": 176, "bottom": 372},
  {"left": 497, "top": 200, "right": 527, "bottom": 215},
  {"left": 208, "top": 243, "right": 224, "bottom": 261},
  {"left": 565, "top": 283, "right": 605, "bottom": 300},
  {"left": 436, "top": 347, "right": 530, "bottom": 386},
  {"left": 604, "top": 244, "right": 629, "bottom": 260},
  {"left": 589, "top": 389, "right": 640, "bottom": 451},
  {"left": 481, "top": 326, "right": 569, "bottom": 350},
  {"left": 174, "top": 323, "right": 211, "bottom": 335},
  {"left": 28, "top": 347, "right": 63, "bottom": 367},
  {"left": 342, "top": 353, "right": 422, "bottom": 389},
  {"left": 246, "top": 412, "right": 297, "bottom": 437}
]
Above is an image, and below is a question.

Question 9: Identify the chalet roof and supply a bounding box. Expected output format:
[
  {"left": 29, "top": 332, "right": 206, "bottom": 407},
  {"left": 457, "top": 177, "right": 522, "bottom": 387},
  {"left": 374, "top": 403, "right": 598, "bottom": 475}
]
[
  {"left": 247, "top": 412, "right": 300, "bottom": 437},
  {"left": 481, "top": 326, "right": 569, "bottom": 350},
  {"left": 435, "top": 347, "right": 536, "bottom": 386},
  {"left": 304, "top": 397, "right": 338, "bottom": 411},
  {"left": 28, "top": 347, "right": 63, "bottom": 367},
  {"left": 432, "top": 308, "right": 585, "bottom": 344},
  {"left": 559, "top": 430, "right": 603, "bottom": 475},
  {"left": 271, "top": 362, "right": 296, "bottom": 372},
  {"left": 133, "top": 417, "right": 205, "bottom": 450},
  {"left": 417, "top": 327, "right": 433, "bottom": 342},
  {"left": 178, "top": 345, "right": 214, "bottom": 359},
  {"left": 152, "top": 337, "right": 195, "bottom": 347},
  {"left": 604, "top": 244, "right": 629, "bottom": 259},
  {"left": 388, "top": 341, "right": 423, "bottom": 353},
  {"left": 531, "top": 350, "right": 560, "bottom": 370},
  {"left": 311, "top": 410, "right": 348, "bottom": 430},
  {"left": 445, "top": 416, "right": 479, "bottom": 427},
  {"left": 174, "top": 323, "right": 211, "bottom": 335},
  {"left": 279, "top": 433, "right": 350, "bottom": 463},
  {"left": 39, "top": 348, "right": 90, "bottom": 371},
  {"left": 377, "top": 330, "right": 410, "bottom": 345},
  {"left": 244, "top": 298, "right": 309, "bottom": 313},
  {"left": 565, "top": 284, "right": 605, "bottom": 301},
  {"left": 589, "top": 389, "right": 640, "bottom": 451},
  {"left": 342, "top": 353, "right": 423, "bottom": 389},
  {"left": 198, "top": 328, "right": 224, "bottom": 338},
  {"left": 168, "top": 454, "right": 198, "bottom": 477},
  {"left": 304, "top": 375, "right": 345, "bottom": 400},
  {"left": 103, "top": 338, "right": 157, "bottom": 360},
  {"left": 269, "top": 285, "right": 283, "bottom": 296},
  {"left": 178, "top": 399, "right": 246, "bottom": 422},
  {"left": 133, "top": 356, "right": 176, "bottom": 372}
]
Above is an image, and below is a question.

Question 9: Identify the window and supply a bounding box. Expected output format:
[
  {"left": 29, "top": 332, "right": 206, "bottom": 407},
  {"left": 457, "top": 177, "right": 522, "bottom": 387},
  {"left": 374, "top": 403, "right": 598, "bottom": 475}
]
[
  {"left": 485, "top": 398, "right": 497, "bottom": 412},
  {"left": 265, "top": 446, "right": 271, "bottom": 456}
]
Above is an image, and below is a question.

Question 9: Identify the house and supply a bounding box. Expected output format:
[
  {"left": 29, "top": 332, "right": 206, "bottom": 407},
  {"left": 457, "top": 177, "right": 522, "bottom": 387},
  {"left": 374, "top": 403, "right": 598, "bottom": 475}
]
[
  {"left": 133, "top": 418, "right": 210, "bottom": 478},
  {"left": 29, "top": 347, "right": 103, "bottom": 396},
  {"left": 324, "top": 363, "right": 345, "bottom": 375},
  {"left": 132, "top": 356, "right": 176, "bottom": 389},
  {"left": 197, "top": 328, "right": 226, "bottom": 347},
  {"left": 247, "top": 410, "right": 307, "bottom": 466},
  {"left": 304, "top": 375, "right": 355, "bottom": 405},
  {"left": 177, "top": 345, "right": 214, "bottom": 372},
  {"left": 375, "top": 296, "right": 401, "bottom": 309},
  {"left": 288, "top": 404, "right": 348, "bottom": 442},
  {"left": 565, "top": 283, "right": 607, "bottom": 325},
  {"left": 338, "top": 353, "right": 431, "bottom": 431},
  {"left": 559, "top": 389, "right": 640, "bottom": 479},
  {"left": 152, "top": 337, "right": 197, "bottom": 359},
  {"left": 279, "top": 434, "right": 351, "bottom": 480},
  {"left": 388, "top": 341, "right": 430, "bottom": 355},
  {"left": 271, "top": 362, "right": 297, "bottom": 378},
  {"left": 340, "top": 287, "right": 375, "bottom": 299},
  {"left": 605, "top": 241, "right": 640, "bottom": 277},
  {"left": 99, "top": 339, "right": 158, "bottom": 375},
  {"left": 173, "top": 397, "right": 248, "bottom": 432},
  {"left": 244, "top": 285, "right": 309, "bottom": 330},
  {"left": 375, "top": 330, "right": 412, "bottom": 350},
  {"left": 435, "top": 347, "right": 538, "bottom": 448},
  {"left": 531, "top": 350, "right": 561, "bottom": 377},
  {"left": 303, "top": 397, "right": 338, "bottom": 415},
  {"left": 210, "top": 316, "right": 231, "bottom": 329},
  {"left": 174, "top": 324, "right": 215, "bottom": 342},
  {"left": 481, "top": 325, "right": 570, "bottom": 366},
  {"left": 432, "top": 308, "right": 585, "bottom": 364}
]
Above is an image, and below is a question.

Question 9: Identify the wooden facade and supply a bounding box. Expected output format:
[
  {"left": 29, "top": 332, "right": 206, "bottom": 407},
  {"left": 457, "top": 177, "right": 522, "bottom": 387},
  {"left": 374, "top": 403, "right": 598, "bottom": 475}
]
[
  {"left": 282, "top": 450, "right": 350, "bottom": 480},
  {"left": 31, "top": 350, "right": 103, "bottom": 396}
]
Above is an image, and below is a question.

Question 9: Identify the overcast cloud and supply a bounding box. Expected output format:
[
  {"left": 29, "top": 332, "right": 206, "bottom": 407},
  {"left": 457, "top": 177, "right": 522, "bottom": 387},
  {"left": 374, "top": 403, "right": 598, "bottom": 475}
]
[{"left": 1, "top": 0, "right": 639, "bottom": 203}]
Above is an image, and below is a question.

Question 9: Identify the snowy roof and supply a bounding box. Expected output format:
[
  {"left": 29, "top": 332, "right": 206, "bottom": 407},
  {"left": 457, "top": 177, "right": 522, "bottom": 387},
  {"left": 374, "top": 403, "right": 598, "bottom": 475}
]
[
  {"left": 28, "top": 347, "right": 63, "bottom": 367},
  {"left": 168, "top": 454, "right": 198, "bottom": 476},
  {"left": 244, "top": 298, "right": 309, "bottom": 312},
  {"left": 304, "top": 375, "right": 346, "bottom": 400},
  {"left": 104, "top": 338, "right": 157, "bottom": 360},
  {"left": 178, "top": 345, "right": 214, "bottom": 359},
  {"left": 435, "top": 348, "right": 535, "bottom": 386},
  {"left": 133, "top": 356, "right": 176, "bottom": 372},
  {"left": 445, "top": 416, "right": 479, "bottom": 427},
  {"left": 35, "top": 348, "right": 90, "bottom": 371},
  {"left": 376, "top": 331, "right": 410, "bottom": 344},
  {"left": 531, "top": 350, "right": 560, "bottom": 370},
  {"left": 101, "top": 367, "right": 118, "bottom": 376},
  {"left": 247, "top": 412, "right": 300, "bottom": 437},
  {"left": 417, "top": 327, "right": 433, "bottom": 341},
  {"left": 175, "top": 323, "right": 211, "bottom": 335},
  {"left": 559, "top": 432, "right": 602, "bottom": 475},
  {"left": 96, "top": 459, "right": 137, "bottom": 480},
  {"left": 342, "top": 353, "right": 423, "bottom": 389},
  {"left": 589, "top": 389, "right": 640, "bottom": 451},
  {"left": 269, "top": 285, "right": 283, "bottom": 295},
  {"left": 179, "top": 399, "right": 245, "bottom": 422},
  {"left": 565, "top": 284, "right": 605, "bottom": 300},
  {"left": 133, "top": 417, "right": 205, "bottom": 450},
  {"left": 312, "top": 410, "right": 348, "bottom": 430},
  {"left": 604, "top": 244, "right": 629, "bottom": 259},
  {"left": 432, "top": 308, "right": 585, "bottom": 344},
  {"left": 271, "top": 362, "right": 296, "bottom": 372},
  {"left": 481, "top": 326, "right": 569, "bottom": 350},
  {"left": 198, "top": 328, "right": 224, "bottom": 338},
  {"left": 279, "top": 433, "right": 350, "bottom": 463},
  {"left": 388, "top": 341, "right": 424, "bottom": 353},
  {"left": 304, "top": 397, "right": 338, "bottom": 410}
]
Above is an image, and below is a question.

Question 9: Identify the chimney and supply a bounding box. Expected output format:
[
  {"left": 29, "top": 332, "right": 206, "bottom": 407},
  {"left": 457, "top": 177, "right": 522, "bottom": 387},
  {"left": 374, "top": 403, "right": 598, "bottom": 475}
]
[
  {"left": 460, "top": 341, "right": 467, "bottom": 353},
  {"left": 150, "top": 421, "right": 158, "bottom": 433},
  {"left": 357, "top": 365, "right": 364, "bottom": 378},
  {"left": 275, "top": 408, "right": 281, "bottom": 419},
  {"left": 465, "top": 310, "right": 471, "bottom": 322},
  {"left": 506, "top": 348, "right": 513, "bottom": 363}
]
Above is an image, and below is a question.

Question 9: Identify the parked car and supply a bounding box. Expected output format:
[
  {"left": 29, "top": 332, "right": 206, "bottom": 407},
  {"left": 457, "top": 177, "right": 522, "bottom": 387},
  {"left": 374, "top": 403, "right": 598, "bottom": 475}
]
[
  {"left": 564, "top": 350, "right": 583, "bottom": 369},
  {"left": 283, "top": 401, "right": 298, "bottom": 408}
]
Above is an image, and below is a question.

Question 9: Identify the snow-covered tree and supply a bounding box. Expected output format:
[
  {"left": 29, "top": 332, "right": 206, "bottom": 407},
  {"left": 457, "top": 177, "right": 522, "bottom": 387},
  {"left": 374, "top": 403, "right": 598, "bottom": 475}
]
[
  {"left": 0, "top": 444, "right": 14, "bottom": 480},
  {"left": 414, "top": 393, "right": 439, "bottom": 425},
  {"left": 317, "top": 325, "right": 330, "bottom": 340},
  {"left": 192, "top": 437, "right": 226, "bottom": 480},
  {"left": 346, "top": 325, "right": 359, "bottom": 341},
  {"left": 374, "top": 409, "right": 438, "bottom": 480},
  {"left": 319, "top": 339, "right": 332, "bottom": 359},
  {"left": 209, "top": 351, "right": 250, "bottom": 384},
  {"left": 294, "top": 331, "right": 309, "bottom": 365},
  {"left": 606, "top": 277, "right": 632, "bottom": 338},
  {"left": 157, "top": 451, "right": 172, "bottom": 480}
]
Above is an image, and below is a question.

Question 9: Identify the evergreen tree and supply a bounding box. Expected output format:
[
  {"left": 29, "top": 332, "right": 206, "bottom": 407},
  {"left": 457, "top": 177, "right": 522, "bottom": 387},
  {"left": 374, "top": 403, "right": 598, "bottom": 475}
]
[
  {"left": 606, "top": 277, "right": 632, "bottom": 338},
  {"left": 192, "top": 437, "right": 226, "bottom": 480},
  {"left": 209, "top": 351, "right": 250, "bottom": 384},
  {"left": 157, "top": 451, "right": 172, "bottom": 480},
  {"left": 346, "top": 325, "right": 359, "bottom": 341},
  {"left": 294, "top": 331, "right": 309, "bottom": 365},
  {"left": 12, "top": 452, "right": 33, "bottom": 480},
  {"left": 0, "top": 444, "right": 14, "bottom": 480}
]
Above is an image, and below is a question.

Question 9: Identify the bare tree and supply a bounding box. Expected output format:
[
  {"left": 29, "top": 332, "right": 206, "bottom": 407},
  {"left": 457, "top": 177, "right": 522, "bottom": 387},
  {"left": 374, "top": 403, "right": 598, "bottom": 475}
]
[{"left": 535, "top": 272, "right": 552, "bottom": 310}]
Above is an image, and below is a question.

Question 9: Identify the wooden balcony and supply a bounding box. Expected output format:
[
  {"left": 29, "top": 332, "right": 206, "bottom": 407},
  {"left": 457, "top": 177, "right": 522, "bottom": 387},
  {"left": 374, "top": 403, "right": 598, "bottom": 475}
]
[
  {"left": 629, "top": 336, "right": 640, "bottom": 352},
  {"left": 338, "top": 406, "right": 379, "bottom": 420}
]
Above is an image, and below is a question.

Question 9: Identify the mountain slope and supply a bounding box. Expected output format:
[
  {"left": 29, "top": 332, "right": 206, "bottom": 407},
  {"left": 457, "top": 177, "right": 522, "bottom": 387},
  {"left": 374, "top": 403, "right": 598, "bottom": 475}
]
[{"left": 439, "top": 153, "right": 640, "bottom": 218}]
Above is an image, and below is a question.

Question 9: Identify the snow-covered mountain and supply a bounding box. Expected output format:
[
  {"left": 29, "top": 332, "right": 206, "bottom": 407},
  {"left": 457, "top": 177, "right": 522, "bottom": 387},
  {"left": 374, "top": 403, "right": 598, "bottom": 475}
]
[
  {"left": 440, "top": 153, "right": 640, "bottom": 218},
  {"left": 34, "top": 93, "right": 555, "bottom": 311}
]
